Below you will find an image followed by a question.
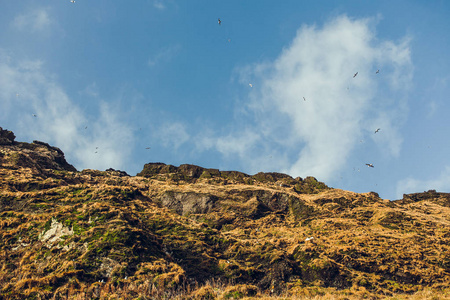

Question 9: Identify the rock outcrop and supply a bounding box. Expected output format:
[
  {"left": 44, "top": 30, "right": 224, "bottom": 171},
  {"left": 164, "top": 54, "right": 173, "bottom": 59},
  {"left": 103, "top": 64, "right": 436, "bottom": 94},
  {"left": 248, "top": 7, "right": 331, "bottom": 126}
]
[
  {"left": 0, "top": 134, "right": 76, "bottom": 174},
  {"left": 0, "top": 127, "right": 15, "bottom": 145}
]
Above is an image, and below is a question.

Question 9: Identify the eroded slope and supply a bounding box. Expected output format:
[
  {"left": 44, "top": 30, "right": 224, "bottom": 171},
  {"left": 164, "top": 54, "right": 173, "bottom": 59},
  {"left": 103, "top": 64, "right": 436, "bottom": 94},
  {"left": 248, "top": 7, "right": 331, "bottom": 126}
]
[{"left": 1, "top": 127, "right": 450, "bottom": 299}]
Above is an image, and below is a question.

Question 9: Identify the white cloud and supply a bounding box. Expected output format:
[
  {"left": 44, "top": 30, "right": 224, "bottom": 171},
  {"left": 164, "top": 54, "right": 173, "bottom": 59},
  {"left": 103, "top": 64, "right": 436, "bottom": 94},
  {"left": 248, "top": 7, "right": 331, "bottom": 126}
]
[
  {"left": 396, "top": 166, "right": 450, "bottom": 198},
  {"left": 0, "top": 52, "right": 134, "bottom": 172},
  {"left": 199, "top": 15, "right": 413, "bottom": 181},
  {"left": 12, "top": 8, "right": 52, "bottom": 33},
  {"left": 74, "top": 102, "right": 134, "bottom": 171}
]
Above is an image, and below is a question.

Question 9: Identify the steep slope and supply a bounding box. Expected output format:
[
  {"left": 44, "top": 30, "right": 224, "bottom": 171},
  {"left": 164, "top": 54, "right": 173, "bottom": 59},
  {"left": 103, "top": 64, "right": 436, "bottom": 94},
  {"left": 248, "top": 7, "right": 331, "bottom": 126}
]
[{"left": 1, "top": 127, "right": 450, "bottom": 299}]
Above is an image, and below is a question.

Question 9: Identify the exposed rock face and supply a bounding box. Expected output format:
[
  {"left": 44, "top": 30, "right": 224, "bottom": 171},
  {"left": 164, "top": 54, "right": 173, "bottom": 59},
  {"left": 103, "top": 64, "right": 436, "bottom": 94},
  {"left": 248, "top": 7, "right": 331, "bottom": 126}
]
[
  {"left": 38, "top": 217, "right": 74, "bottom": 246},
  {"left": 138, "top": 162, "right": 328, "bottom": 194},
  {"left": 105, "top": 168, "right": 130, "bottom": 177},
  {"left": 0, "top": 127, "right": 15, "bottom": 145},
  {"left": 0, "top": 137, "right": 76, "bottom": 173},
  {"left": 1, "top": 128, "right": 450, "bottom": 299},
  {"left": 398, "top": 189, "right": 450, "bottom": 207},
  {"left": 159, "top": 191, "right": 218, "bottom": 216}
]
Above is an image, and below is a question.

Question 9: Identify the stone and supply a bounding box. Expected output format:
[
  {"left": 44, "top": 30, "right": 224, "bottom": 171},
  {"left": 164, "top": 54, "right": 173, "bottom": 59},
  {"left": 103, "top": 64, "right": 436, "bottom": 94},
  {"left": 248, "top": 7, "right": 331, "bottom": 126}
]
[{"left": 0, "top": 127, "right": 15, "bottom": 145}]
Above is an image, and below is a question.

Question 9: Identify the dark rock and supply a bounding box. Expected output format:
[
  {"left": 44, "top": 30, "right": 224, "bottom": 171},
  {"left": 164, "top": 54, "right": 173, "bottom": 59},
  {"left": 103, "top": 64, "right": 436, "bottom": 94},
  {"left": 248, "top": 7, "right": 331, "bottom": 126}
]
[
  {"left": 0, "top": 127, "right": 15, "bottom": 145},
  {"left": 397, "top": 190, "right": 450, "bottom": 208},
  {"left": 251, "top": 172, "right": 293, "bottom": 183},
  {"left": 31, "top": 141, "right": 77, "bottom": 172},
  {"left": 289, "top": 197, "right": 316, "bottom": 221},
  {"left": 105, "top": 168, "right": 130, "bottom": 177},
  {"left": 178, "top": 164, "right": 206, "bottom": 178},
  {"left": 220, "top": 170, "right": 250, "bottom": 182},
  {"left": 137, "top": 162, "right": 176, "bottom": 177},
  {"left": 293, "top": 176, "right": 328, "bottom": 194},
  {"left": 199, "top": 168, "right": 221, "bottom": 179},
  {"left": 0, "top": 136, "right": 76, "bottom": 172}
]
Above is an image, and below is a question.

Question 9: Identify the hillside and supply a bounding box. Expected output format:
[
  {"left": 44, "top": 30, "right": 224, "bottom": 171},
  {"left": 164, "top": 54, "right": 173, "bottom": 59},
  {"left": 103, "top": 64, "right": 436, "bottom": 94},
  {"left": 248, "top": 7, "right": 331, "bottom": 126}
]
[{"left": 1, "top": 127, "right": 450, "bottom": 300}]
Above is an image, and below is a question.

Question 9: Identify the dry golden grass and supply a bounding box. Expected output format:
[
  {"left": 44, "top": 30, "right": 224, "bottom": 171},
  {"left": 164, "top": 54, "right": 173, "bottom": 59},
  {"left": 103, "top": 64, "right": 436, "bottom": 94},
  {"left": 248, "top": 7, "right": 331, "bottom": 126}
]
[{"left": 2, "top": 141, "right": 450, "bottom": 299}]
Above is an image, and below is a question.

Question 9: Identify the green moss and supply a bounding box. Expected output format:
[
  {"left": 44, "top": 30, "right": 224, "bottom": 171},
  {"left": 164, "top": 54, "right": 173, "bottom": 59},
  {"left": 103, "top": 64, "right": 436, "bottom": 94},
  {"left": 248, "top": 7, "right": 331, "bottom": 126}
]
[
  {"left": 8, "top": 152, "right": 21, "bottom": 164},
  {"left": 43, "top": 218, "right": 53, "bottom": 233},
  {"left": 224, "top": 291, "right": 244, "bottom": 299},
  {"left": 289, "top": 198, "right": 315, "bottom": 221}
]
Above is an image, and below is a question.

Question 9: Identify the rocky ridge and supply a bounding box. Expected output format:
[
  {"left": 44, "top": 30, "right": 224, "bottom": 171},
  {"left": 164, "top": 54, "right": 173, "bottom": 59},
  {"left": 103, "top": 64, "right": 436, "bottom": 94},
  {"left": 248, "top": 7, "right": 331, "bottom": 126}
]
[{"left": 1, "top": 127, "right": 450, "bottom": 299}]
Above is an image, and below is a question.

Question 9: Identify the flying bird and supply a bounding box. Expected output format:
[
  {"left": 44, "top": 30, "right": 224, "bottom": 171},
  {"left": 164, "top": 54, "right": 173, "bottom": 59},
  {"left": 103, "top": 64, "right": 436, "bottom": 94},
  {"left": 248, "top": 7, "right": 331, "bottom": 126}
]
[
  {"left": 218, "top": 18, "right": 221, "bottom": 25},
  {"left": 32, "top": 114, "right": 37, "bottom": 117},
  {"left": 305, "top": 237, "right": 314, "bottom": 242},
  {"left": 249, "top": 83, "right": 253, "bottom": 88},
  {"left": 366, "top": 163, "right": 374, "bottom": 168},
  {"left": 303, "top": 97, "right": 306, "bottom": 101},
  {"left": 145, "top": 147, "right": 151, "bottom": 149},
  {"left": 70, "top": 0, "right": 75, "bottom": 3},
  {"left": 353, "top": 72, "right": 358, "bottom": 78},
  {"left": 376, "top": 69, "right": 380, "bottom": 74},
  {"left": 375, "top": 128, "right": 380, "bottom": 133}
]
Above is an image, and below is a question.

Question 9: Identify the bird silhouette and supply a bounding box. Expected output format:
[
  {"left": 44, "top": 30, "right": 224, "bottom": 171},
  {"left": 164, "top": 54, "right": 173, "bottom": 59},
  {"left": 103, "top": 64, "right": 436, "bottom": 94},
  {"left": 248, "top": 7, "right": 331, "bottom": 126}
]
[
  {"left": 353, "top": 72, "right": 358, "bottom": 78},
  {"left": 375, "top": 128, "right": 380, "bottom": 133},
  {"left": 218, "top": 18, "right": 221, "bottom": 25},
  {"left": 366, "top": 163, "right": 374, "bottom": 168}
]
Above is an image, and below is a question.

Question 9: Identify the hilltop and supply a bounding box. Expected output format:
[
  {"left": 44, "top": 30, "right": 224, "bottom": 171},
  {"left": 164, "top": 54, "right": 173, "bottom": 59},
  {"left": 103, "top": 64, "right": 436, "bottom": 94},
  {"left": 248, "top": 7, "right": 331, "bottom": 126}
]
[{"left": 1, "top": 127, "right": 450, "bottom": 300}]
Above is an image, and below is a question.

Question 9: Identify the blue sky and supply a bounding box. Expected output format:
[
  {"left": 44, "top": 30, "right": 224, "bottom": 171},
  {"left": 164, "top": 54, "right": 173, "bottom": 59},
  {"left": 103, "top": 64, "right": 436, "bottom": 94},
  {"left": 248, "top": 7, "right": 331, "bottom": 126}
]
[{"left": 1, "top": 1, "right": 449, "bottom": 200}]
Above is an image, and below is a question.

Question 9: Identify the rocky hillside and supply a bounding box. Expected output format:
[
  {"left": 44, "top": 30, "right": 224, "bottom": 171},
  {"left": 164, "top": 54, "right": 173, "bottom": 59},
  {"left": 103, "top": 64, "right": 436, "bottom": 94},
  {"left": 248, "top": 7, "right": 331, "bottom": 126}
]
[{"left": 1, "top": 127, "right": 450, "bottom": 300}]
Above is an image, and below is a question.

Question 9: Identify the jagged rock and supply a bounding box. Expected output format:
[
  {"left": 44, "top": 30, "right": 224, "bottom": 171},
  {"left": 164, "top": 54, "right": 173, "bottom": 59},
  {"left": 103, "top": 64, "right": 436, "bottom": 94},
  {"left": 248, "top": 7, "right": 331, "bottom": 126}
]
[
  {"left": 0, "top": 127, "right": 15, "bottom": 145},
  {"left": 251, "top": 172, "right": 294, "bottom": 182},
  {"left": 105, "top": 168, "right": 130, "bottom": 177},
  {"left": 0, "top": 129, "right": 76, "bottom": 173},
  {"left": 29, "top": 141, "right": 77, "bottom": 172},
  {"left": 397, "top": 190, "right": 450, "bottom": 208},
  {"left": 137, "top": 162, "right": 176, "bottom": 177}
]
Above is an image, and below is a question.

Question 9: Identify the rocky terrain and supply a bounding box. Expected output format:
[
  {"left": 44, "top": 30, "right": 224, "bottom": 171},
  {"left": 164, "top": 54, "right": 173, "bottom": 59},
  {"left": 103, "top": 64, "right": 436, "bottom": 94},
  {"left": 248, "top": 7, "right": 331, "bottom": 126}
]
[{"left": 1, "top": 127, "right": 450, "bottom": 299}]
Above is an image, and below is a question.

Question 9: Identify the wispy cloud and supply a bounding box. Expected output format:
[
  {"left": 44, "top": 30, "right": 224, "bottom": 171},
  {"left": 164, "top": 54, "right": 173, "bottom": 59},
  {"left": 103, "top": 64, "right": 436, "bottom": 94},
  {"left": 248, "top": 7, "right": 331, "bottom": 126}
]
[
  {"left": 155, "top": 122, "right": 190, "bottom": 150},
  {"left": 0, "top": 51, "right": 134, "bottom": 172},
  {"left": 12, "top": 8, "right": 52, "bottom": 33},
  {"left": 153, "top": 1, "right": 166, "bottom": 10},
  {"left": 396, "top": 166, "right": 450, "bottom": 198},
  {"left": 148, "top": 45, "right": 181, "bottom": 66},
  {"left": 198, "top": 15, "right": 413, "bottom": 181}
]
